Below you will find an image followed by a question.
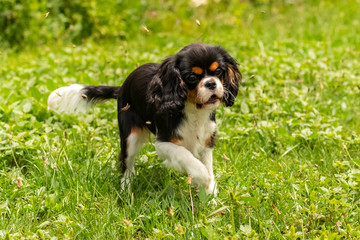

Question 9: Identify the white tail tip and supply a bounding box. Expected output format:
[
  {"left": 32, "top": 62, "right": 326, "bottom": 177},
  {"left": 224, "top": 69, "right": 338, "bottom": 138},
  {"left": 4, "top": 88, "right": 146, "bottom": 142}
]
[{"left": 48, "top": 84, "right": 90, "bottom": 114}]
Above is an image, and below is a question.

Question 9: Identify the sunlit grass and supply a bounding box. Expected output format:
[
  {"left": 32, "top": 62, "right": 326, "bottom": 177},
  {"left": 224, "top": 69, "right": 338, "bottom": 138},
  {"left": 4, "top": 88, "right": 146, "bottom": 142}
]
[{"left": 1, "top": 1, "right": 360, "bottom": 239}]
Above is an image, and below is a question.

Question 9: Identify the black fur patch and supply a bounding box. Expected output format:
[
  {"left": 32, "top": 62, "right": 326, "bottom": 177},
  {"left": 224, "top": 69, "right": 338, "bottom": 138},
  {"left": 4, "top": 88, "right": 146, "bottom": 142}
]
[{"left": 83, "top": 85, "right": 121, "bottom": 102}]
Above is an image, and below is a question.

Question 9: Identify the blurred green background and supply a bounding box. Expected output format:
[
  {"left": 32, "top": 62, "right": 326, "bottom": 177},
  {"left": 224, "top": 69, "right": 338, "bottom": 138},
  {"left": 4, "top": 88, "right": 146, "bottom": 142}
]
[
  {"left": 1, "top": 0, "right": 246, "bottom": 49},
  {"left": 1, "top": 0, "right": 358, "bottom": 50}
]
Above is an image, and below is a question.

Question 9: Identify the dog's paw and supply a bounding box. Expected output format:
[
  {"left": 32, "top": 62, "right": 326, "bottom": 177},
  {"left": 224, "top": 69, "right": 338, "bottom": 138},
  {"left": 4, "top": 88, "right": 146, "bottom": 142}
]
[
  {"left": 120, "top": 170, "right": 134, "bottom": 192},
  {"left": 205, "top": 178, "right": 217, "bottom": 196}
]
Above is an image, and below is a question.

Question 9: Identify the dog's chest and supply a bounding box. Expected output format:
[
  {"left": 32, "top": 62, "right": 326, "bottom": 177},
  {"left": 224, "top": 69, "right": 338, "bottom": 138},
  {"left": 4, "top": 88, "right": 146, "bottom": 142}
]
[{"left": 176, "top": 110, "right": 216, "bottom": 158}]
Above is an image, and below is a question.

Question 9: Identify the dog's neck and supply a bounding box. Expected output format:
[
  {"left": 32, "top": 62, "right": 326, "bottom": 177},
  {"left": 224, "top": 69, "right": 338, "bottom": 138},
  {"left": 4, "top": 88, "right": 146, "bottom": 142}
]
[{"left": 183, "top": 101, "right": 216, "bottom": 124}]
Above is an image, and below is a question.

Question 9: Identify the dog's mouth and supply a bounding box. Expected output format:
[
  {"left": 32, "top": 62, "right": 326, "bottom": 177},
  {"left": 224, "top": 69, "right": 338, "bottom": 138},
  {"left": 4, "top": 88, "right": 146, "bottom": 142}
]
[
  {"left": 205, "top": 94, "right": 220, "bottom": 105},
  {"left": 195, "top": 94, "right": 222, "bottom": 109}
]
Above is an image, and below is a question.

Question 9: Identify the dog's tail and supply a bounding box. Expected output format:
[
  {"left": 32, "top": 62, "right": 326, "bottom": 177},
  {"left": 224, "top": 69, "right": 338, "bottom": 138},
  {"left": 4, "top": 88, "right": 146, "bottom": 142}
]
[{"left": 47, "top": 84, "right": 121, "bottom": 114}]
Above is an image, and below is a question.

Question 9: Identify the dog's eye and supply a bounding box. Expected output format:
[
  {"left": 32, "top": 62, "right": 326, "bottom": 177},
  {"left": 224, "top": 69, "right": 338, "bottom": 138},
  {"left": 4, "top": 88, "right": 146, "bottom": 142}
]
[
  {"left": 188, "top": 74, "right": 199, "bottom": 83},
  {"left": 214, "top": 68, "right": 222, "bottom": 76}
]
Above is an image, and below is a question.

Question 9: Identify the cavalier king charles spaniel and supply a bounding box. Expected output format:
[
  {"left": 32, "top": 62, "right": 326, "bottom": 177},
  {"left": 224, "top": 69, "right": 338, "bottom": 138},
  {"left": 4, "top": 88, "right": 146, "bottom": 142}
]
[{"left": 48, "top": 43, "right": 241, "bottom": 196}]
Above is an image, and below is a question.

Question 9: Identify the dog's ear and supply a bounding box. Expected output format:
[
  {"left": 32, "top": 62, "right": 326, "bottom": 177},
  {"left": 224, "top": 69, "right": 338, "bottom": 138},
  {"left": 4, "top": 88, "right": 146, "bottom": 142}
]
[
  {"left": 220, "top": 48, "right": 242, "bottom": 107},
  {"left": 148, "top": 56, "right": 188, "bottom": 114}
]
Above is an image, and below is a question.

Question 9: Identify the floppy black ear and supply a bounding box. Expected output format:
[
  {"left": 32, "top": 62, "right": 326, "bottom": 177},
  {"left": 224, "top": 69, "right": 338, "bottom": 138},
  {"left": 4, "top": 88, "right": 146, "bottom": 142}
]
[
  {"left": 148, "top": 56, "right": 188, "bottom": 114},
  {"left": 220, "top": 49, "right": 242, "bottom": 107}
]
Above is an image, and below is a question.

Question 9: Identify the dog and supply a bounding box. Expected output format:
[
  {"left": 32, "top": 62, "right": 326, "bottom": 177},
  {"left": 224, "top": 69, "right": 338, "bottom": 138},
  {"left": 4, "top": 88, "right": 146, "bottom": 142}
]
[{"left": 48, "top": 43, "right": 241, "bottom": 196}]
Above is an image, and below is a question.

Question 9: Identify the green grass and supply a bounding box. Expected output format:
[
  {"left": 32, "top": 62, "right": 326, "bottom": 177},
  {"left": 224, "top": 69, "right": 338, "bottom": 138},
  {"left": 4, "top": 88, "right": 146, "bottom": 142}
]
[{"left": 1, "top": 0, "right": 360, "bottom": 239}]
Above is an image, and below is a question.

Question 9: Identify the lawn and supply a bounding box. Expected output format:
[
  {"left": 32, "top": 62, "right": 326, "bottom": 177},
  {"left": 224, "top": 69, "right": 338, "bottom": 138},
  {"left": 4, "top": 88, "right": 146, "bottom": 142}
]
[{"left": 1, "top": 0, "right": 360, "bottom": 239}]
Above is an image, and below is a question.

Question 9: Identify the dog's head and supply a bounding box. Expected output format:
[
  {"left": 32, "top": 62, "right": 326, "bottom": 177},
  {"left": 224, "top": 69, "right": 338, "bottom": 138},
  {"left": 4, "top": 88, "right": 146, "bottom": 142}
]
[{"left": 149, "top": 43, "right": 241, "bottom": 114}]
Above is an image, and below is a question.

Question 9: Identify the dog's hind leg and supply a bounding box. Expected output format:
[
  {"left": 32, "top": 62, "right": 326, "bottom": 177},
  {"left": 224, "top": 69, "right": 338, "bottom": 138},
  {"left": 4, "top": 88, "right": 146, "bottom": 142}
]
[{"left": 118, "top": 111, "right": 150, "bottom": 191}]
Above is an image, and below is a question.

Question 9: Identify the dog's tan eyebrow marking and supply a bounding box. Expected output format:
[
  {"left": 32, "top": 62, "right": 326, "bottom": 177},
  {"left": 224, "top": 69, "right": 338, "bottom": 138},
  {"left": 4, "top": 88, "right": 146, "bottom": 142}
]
[
  {"left": 192, "top": 66, "right": 203, "bottom": 75},
  {"left": 209, "top": 62, "right": 219, "bottom": 71}
]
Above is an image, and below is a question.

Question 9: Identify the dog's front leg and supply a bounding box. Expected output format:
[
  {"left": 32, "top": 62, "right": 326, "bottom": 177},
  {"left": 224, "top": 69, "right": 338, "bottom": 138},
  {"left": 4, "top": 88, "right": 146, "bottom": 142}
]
[
  {"left": 200, "top": 148, "right": 218, "bottom": 196},
  {"left": 155, "top": 141, "right": 211, "bottom": 191}
]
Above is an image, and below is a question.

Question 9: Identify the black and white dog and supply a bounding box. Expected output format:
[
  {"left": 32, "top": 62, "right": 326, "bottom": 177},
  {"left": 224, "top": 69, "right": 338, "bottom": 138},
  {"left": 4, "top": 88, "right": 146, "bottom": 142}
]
[{"left": 48, "top": 43, "right": 241, "bottom": 195}]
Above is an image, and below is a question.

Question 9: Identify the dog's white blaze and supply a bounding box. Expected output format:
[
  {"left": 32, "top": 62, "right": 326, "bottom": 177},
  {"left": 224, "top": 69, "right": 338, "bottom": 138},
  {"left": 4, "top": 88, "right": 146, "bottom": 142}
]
[
  {"left": 197, "top": 77, "right": 224, "bottom": 105},
  {"left": 47, "top": 84, "right": 89, "bottom": 114}
]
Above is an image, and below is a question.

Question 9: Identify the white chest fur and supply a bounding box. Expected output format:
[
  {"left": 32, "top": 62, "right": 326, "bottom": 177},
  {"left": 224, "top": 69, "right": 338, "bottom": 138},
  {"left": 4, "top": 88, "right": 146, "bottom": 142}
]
[{"left": 176, "top": 102, "right": 216, "bottom": 159}]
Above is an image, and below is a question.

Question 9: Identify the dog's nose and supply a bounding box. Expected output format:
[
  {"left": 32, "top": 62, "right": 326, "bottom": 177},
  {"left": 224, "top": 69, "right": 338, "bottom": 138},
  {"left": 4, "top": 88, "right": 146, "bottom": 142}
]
[{"left": 204, "top": 80, "right": 217, "bottom": 90}]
